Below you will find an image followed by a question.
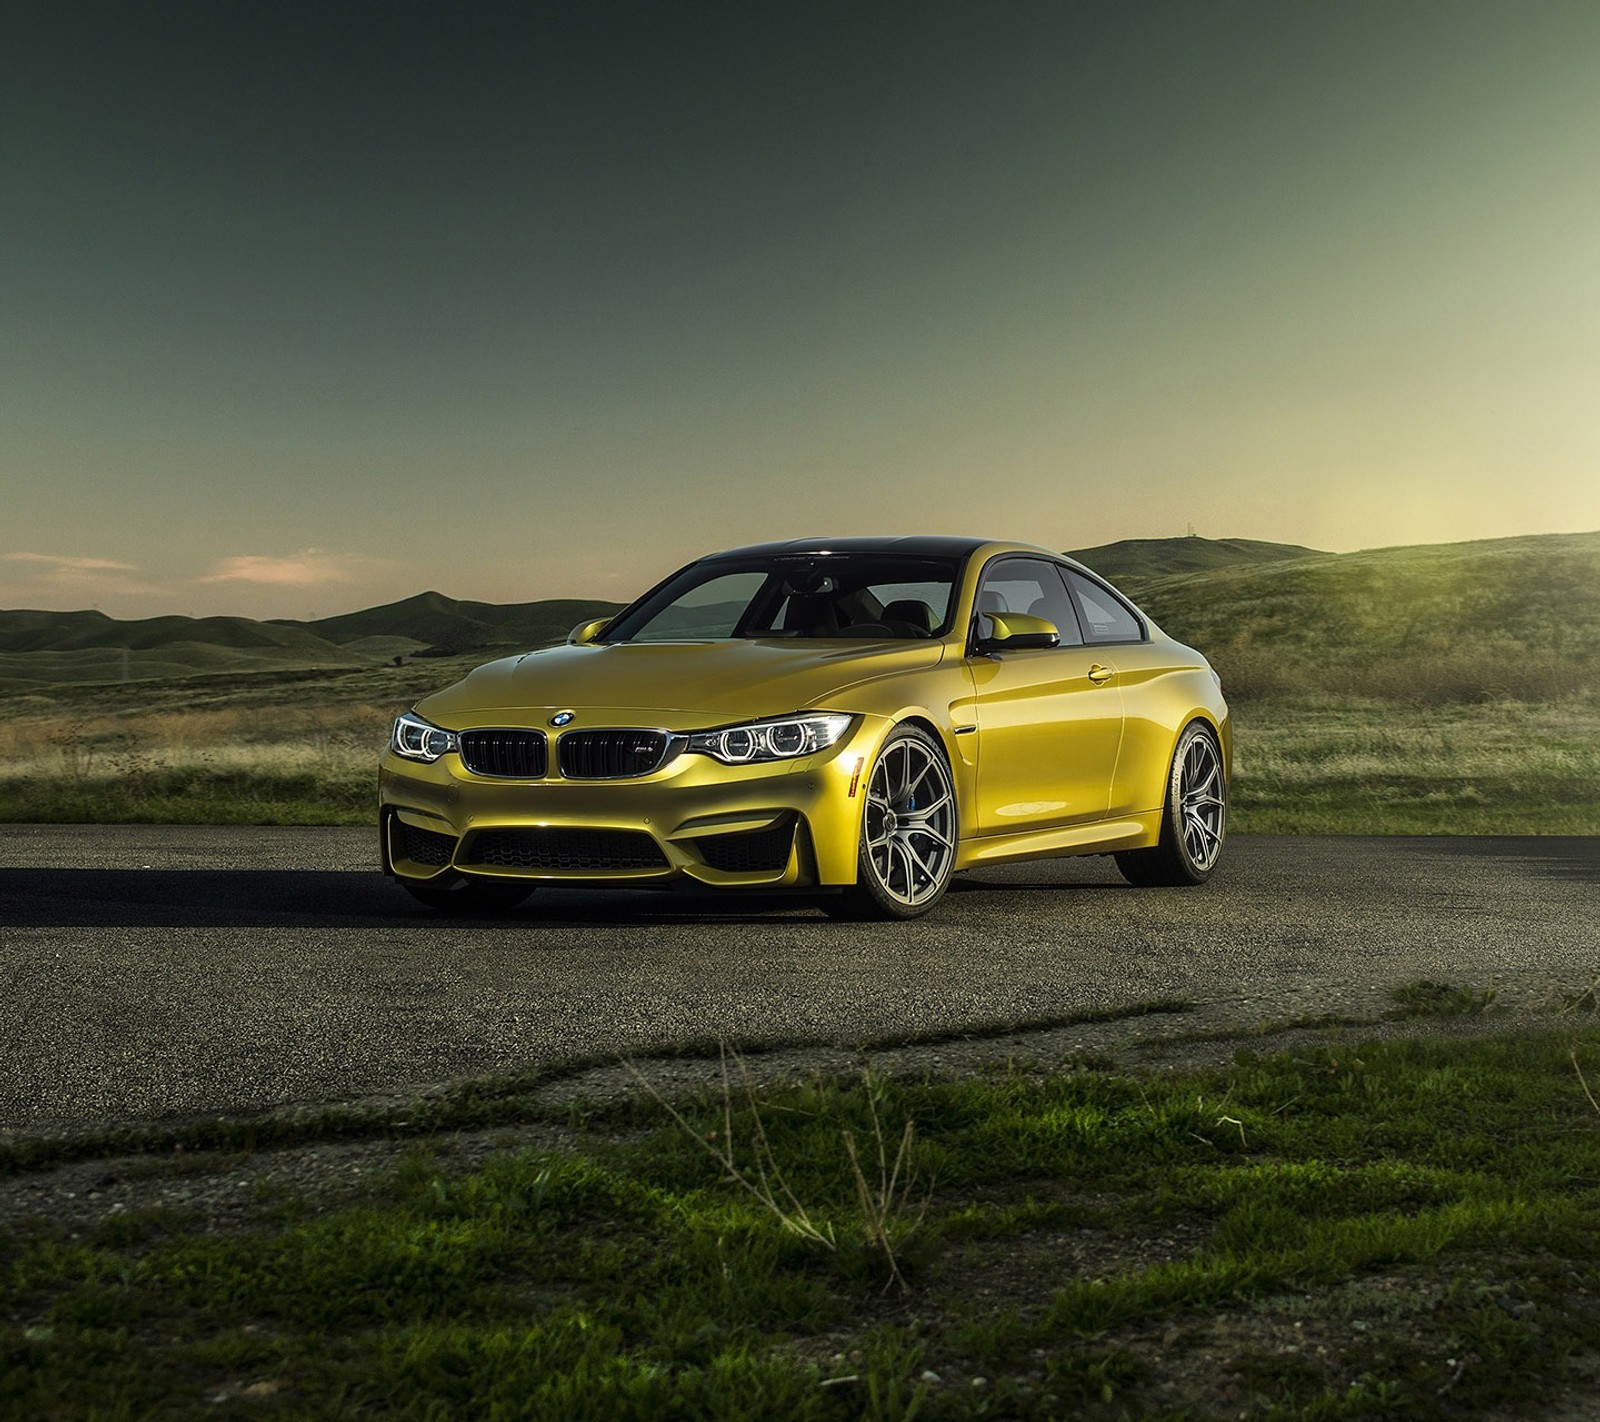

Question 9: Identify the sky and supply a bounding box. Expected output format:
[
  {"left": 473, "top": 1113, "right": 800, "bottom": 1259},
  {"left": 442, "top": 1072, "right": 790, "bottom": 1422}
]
[{"left": 4, "top": 0, "right": 1600, "bottom": 620}]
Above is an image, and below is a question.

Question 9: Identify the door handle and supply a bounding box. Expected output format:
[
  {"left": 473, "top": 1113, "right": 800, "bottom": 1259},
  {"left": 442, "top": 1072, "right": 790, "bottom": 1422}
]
[{"left": 1087, "top": 663, "right": 1115, "bottom": 685}]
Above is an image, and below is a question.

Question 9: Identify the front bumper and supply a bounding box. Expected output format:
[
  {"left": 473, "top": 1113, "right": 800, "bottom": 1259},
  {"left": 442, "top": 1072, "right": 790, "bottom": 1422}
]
[{"left": 379, "top": 717, "right": 888, "bottom": 890}]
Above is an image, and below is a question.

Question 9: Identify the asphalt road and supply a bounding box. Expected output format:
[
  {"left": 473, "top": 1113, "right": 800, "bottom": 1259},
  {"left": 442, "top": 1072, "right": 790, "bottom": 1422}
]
[{"left": 2, "top": 825, "right": 1596, "bottom": 1130}]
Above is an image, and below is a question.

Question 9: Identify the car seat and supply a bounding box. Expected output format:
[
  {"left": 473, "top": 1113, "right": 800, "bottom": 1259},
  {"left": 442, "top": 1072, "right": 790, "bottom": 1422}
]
[
  {"left": 974, "top": 588, "right": 1009, "bottom": 640},
  {"left": 781, "top": 592, "right": 840, "bottom": 636},
  {"left": 880, "top": 599, "right": 936, "bottom": 637}
]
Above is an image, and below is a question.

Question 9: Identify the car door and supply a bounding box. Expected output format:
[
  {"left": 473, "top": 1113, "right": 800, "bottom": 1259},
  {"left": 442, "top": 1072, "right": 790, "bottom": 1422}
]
[
  {"left": 967, "top": 557, "right": 1125, "bottom": 836},
  {"left": 1060, "top": 567, "right": 1174, "bottom": 818}
]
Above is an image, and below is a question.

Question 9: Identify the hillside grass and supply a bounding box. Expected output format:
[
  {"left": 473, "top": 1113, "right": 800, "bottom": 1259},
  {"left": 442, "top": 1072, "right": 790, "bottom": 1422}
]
[
  {"left": 1, "top": 683, "right": 1597, "bottom": 834},
  {"left": 8, "top": 1023, "right": 1600, "bottom": 1418},
  {"left": 1123, "top": 532, "right": 1600, "bottom": 704},
  {"left": 1233, "top": 693, "right": 1600, "bottom": 834},
  {"left": 0, "top": 663, "right": 465, "bottom": 826}
]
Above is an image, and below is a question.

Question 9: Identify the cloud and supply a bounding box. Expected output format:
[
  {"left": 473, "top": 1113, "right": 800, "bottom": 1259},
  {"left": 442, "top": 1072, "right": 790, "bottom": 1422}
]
[
  {"left": 4, "top": 552, "right": 141, "bottom": 573},
  {"left": 2, "top": 548, "right": 393, "bottom": 613},
  {"left": 196, "top": 548, "right": 374, "bottom": 587},
  {"left": 0, "top": 551, "right": 168, "bottom": 605}
]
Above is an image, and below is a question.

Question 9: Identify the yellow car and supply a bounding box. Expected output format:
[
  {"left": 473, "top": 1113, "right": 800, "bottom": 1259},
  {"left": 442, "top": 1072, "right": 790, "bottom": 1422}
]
[{"left": 379, "top": 537, "right": 1230, "bottom": 918}]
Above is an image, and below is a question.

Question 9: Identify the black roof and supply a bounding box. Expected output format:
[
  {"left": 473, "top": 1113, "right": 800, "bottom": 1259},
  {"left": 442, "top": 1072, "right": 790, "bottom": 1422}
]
[{"left": 704, "top": 535, "right": 995, "bottom": 560}]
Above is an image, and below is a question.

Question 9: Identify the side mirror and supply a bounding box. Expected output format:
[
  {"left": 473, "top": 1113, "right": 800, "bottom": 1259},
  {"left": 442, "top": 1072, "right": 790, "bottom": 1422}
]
[
  {"left": 978, "top": 611, "right": 1060, "bottom": 652},
  {"left": 567, "top": 618, "right": 611, "bottom": 646}
]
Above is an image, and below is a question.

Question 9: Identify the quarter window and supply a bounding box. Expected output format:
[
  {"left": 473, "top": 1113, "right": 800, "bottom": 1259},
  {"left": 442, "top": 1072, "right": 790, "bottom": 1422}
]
[{"left": 1064, "top": 569, "right": 1144, "bottom": 643}]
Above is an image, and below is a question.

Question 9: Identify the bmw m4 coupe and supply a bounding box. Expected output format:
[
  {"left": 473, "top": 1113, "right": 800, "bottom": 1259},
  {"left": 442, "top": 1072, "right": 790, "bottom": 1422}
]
[{"left": 379, "top": 537, "right": 1230, "bottom": 918}]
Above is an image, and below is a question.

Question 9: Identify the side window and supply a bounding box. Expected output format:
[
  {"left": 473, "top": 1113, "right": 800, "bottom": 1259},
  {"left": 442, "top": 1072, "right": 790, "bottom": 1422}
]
[
  {"left": 974, "top": 558, "right": 1084, "bottom": 646},
  {"left": 1064, "top": 569, "right": 1144, "bottom": 644}
]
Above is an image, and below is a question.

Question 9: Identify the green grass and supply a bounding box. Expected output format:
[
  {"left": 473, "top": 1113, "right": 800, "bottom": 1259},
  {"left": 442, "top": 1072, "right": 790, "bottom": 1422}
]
[
  {"left": 5, "top": 689, "right": 1596, "bottom": 832},
  {"left": 1121, "top": 531, "right": 1600, "bottom": 704},
  {"left": 0, "top": 766, "right": 377, "bottom": 825},
  {"left": 1229, "top": 692, "right": 1600, "bottom": 834},
  {"left": 9, "top": 1027, "right": 1600, "bottom": 1417},
  {"left": 1386, "top": 980, "right": 1498, "bottom": 1020}
]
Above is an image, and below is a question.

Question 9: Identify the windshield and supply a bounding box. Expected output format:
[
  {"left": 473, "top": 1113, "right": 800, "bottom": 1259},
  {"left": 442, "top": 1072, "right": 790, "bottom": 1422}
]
[{"left": 603, "top": 554, "right": 963, "bottom": 643}]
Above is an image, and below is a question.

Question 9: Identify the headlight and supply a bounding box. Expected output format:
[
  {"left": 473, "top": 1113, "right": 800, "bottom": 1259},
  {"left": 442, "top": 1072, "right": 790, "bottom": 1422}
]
[
  {"left": 391, "top": 711, "right": 459, "bottom": 763},
  {"left": 688, "top": 713, "right": 853, "bottom": 765}
]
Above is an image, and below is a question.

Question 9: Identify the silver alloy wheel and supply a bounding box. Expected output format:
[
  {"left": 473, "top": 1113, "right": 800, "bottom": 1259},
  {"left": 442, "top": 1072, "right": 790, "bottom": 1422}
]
[
  {"left": 1179, "top": 732, "right": 1226, "bottom": 871},
  {"left": 864, "top": 735, "right": 956, "bottom": 908}
]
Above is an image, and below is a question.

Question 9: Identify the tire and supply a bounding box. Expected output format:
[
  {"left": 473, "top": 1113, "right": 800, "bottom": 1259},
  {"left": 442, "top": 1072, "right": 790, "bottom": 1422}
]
[
  {"left": 1114, "top": 722, "right": 1226, "bottom": 887},
  {"left": 398, "top": 874, "right": 534, "bottom": 913},
  {"left": 823, "top": 724, "right": 958, "bottom": 920}
]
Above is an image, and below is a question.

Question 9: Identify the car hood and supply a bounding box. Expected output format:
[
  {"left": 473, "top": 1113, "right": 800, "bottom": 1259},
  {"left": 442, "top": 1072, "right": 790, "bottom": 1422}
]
[{"left": 416, "top": 638, "right": 946, "bottom": 727}]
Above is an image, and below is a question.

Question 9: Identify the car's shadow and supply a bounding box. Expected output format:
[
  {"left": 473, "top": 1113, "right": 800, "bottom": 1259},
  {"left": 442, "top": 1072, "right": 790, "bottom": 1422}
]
[
  {"left": 1415, "top": 836, "right": 1600, "bottom": 885},
  {"left": 0, "top": 868, "right": 839, "bottom": 929},
  {"left": 0, "top": 866, "right": 1134, "bottom": 930}
]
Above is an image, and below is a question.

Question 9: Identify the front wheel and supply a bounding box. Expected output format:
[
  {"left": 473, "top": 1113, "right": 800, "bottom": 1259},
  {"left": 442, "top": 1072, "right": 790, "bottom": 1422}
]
[
  {"left": 398, "top": 874, "right": 534, "bottom": 913},
  {"left": 823, "top": 724, "right": 958, "bottom": 920},
  {"left": 1114, "top": 722, "right": 1226, "bottom": 887}
]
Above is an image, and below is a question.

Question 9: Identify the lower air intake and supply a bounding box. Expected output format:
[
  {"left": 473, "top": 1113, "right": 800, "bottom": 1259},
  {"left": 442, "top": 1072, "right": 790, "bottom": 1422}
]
[
  {"left": 399, "top": 821, "right": 456, "bottom": 867},
  {"left": 465, "top": 828, "right": 669, "bottom": 871},
  {"left": 695, "top": 820, "right": 796, "bottom": 873}
]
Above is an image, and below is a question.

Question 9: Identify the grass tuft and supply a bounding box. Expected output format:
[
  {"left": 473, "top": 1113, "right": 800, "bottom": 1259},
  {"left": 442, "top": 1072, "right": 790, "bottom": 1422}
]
[{"left": 1386, "top": 980, "right": 1498, "bottom": 1020}]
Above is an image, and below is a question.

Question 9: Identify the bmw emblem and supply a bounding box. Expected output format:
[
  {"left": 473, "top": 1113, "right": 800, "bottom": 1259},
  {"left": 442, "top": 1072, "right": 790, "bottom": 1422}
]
[{"left": 550, "top": 710, "right": 575, "bottom": 727}]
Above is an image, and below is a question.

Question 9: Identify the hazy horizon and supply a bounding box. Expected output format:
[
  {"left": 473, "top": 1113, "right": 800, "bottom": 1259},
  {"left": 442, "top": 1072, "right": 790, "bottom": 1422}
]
[
  {"left": 7, "top": 2, "right": 1600, "bottom": 619},
  {"left": 4, "top": 526, "right": 1596, "bottom": 626}
]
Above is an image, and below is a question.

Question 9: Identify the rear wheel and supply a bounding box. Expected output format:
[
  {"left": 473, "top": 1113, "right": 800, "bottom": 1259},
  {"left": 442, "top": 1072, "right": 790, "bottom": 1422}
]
[
  {"left": 1114, "top": 722, "right": 1226, "bottom": 887},
  {"left": 823, "top": 724, "right": 957, "bottom": 920},
  {"left": 398, "top": 875, "right": 534, "bottom": 913}
]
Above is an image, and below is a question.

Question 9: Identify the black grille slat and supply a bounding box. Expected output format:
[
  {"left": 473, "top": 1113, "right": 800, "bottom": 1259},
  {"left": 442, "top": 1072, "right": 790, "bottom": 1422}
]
[
  {"left": 696, "top": 820, "right": 795, "bottom": 874},
  {"left": 557, "top": 730, "right": 671, "bottom": 779},
  {"left": 466, "top": 828, "right": 669, "bottom": 871},
  {"left": 459, "top": 729, "right": 547, "bottom": 779},
  {"left": 400, "top": 821, "right": 456, "bottom": 867}
]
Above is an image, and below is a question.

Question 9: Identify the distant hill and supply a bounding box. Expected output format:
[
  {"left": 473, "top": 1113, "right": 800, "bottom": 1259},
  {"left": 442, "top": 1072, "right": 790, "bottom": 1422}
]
[
  {"left": 4, "top": 533, "right": 1596, "bottom": 701},
  {"left": 1065, "top": 536, "right": 1324, "bottom": 581},
  {"left": 0, "top": 595, "right": 624, "bottom": 692},
  {"left": 0, "top": 610, "right": 362, "bottom": 688},
  {"left": 0, "top": 609, "right": 345, "bottom": 657},
  {"left": 281, "top": 592, "right": 622, "bottom": 655},
  {"left": 1128, "top": 530, "right": 1600, "bottom": 701}
]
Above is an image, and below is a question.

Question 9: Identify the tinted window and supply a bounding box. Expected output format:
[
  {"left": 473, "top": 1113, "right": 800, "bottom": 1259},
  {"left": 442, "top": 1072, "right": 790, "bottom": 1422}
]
[
  {"left": 605, "top": 554, "right": 962, "bottom": 641},
  {"left": 973, "top": 558, "right": 1084, "bottom": 646},
  {"left": 626, "top": 570, "right": 770, "bottom": 641},
  {"left": 1065, "top": 569, "right": 1144, "bottom": 643}
]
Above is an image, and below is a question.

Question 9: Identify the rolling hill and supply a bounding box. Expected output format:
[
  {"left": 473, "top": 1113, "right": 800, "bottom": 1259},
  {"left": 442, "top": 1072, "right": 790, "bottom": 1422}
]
[
  {"left": 281, "top": 592, "right": 622, "bottom": 656},
  {"left": 0, "top": 595, "right": 622, "bottom": 691},
  {"left": 0, "top": 610, "right": 345, "bottom": 657},
  {"left": 3, "top": 531, "right": 1596, "bottom": 701},
  {"left": 1121, "top": 530, "right": 1600, "bottom": 701},
  {"left": 1064, "top": 535, "right": 1325, "bottom": 580}
]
